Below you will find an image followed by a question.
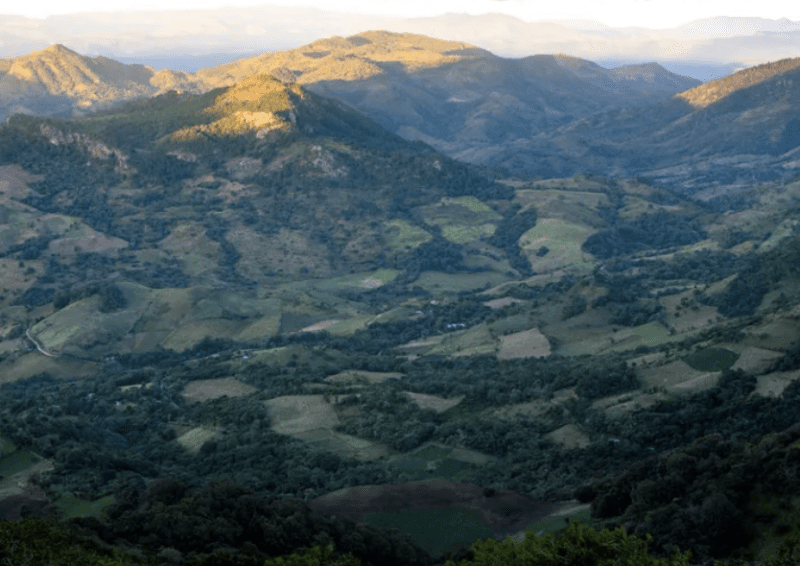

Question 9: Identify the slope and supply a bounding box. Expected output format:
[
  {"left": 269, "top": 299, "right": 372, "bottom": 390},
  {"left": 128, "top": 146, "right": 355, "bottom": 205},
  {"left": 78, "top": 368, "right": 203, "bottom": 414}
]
[
  {"left": 0, "top": 73, "right": 512, "bottom": 359},
  {"left": 472, "top": 57, "right": 800, "bottom": 193},
  {"left": 0, "top": 44, "right": 203, "bottom": 121},
  {"left": 195, "top": 31, "right": 700, "bottom": 154}
]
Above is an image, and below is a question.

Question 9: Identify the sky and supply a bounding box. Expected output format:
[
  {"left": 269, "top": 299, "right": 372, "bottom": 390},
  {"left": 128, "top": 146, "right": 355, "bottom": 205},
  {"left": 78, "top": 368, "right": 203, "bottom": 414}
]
[{"left": 6, "top": 0, "right": 800, "bottom": 28}]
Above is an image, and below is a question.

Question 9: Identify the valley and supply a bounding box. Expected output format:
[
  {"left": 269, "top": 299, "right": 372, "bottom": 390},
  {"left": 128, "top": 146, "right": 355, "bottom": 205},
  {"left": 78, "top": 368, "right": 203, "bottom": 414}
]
[{"left": 0, "top": 30, "right": 800, "bottom": 566}]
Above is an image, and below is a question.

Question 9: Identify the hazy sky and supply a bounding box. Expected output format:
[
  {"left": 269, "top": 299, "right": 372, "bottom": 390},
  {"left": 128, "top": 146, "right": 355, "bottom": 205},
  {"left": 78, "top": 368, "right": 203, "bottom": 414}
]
[{"left": 7, "top": 0, "right": 800, "bottom": 28}]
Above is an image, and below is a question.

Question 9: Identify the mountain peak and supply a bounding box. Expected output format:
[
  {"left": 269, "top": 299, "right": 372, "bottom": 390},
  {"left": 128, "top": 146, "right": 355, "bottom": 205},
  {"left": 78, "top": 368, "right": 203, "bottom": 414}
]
[{"left": 28, "top": 43, "right": 83, "bottom": 61}]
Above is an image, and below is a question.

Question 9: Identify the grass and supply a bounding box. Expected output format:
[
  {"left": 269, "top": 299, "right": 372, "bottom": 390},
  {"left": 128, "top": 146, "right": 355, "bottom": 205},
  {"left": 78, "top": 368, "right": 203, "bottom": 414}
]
[
  {"left": 546, "top": 424, "right": 591, "bottom": 449},
  {"left": 54, "top": 494, "right": 116, "bottom": 519},
  {"left": 520, "top": 218, "right": 597, "bottom": 274},
  {"left": 182, "top": 377, "right": 258, "bottom": 402},
  {"left": 405, "top": 392, "right": 464, "bottom": 413},
  {"left": 365, "top": 507, "right": 493, "bottom": 556},
  {"left": 383, "top": 219, "right": 432, "bottom": 254},
  {"left": 683, "top": 348, "right": 740, "bottom": 372},
  {"left": 498, "top": 328, "right": 551, "bottom": 360},
  {"left": 414, "top": 271, "right": 512, "bottom": 294},
  {"left": 0, "top": 450, "right": 40, "bottom": 477},
  {"left": 293, "top": 429, "right": 389, "bottom": 461},
  {"left": 523, "top": 507, "right": 593, "bottom": 537},
  {"left": 176, "top": 427, "right": 221, "bottom": 454},
  {"left": 265, "top": 395, "right": 339, "bottom": 435},
  {"left": 415, "top": 197, "right": 501, "bottom": 244},
  {"left": 426, "top": 324, "right": 495, "bottom": 357}
]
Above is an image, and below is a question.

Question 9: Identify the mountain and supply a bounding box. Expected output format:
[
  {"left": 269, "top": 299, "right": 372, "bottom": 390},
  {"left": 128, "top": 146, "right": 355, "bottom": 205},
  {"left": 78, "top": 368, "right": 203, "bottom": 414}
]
[
  {"left": 4, "top": 38, "right": 800, "bottom": 566},
  {"left": 0, "top": 34, "right": 699, "bottom": 170},
  {"left": 0, "top": 73, "right": 512, "bottom": 359},
  {"left": 0, "top": 44, "right": 203, "bottom": 121},
  {"left": 4, "top": 9, "right": 800, "bottom": 81},
  {"left": 465, "top": 56, "right": 800, "bottom": 192},
  {"left": 195, "top": 31, "right": 700, "bottom": 157}
]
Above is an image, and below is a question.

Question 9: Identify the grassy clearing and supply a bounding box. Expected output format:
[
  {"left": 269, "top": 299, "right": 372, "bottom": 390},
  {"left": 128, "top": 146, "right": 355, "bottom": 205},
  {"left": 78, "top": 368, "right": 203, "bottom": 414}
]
[
  {"left": 756, "top": 369, "right": 800, "bottom": 397},
  {"left": 1, "top": 353, "right": 97, "bottom": 384},
  {"left": 325, "top": 370, "right": 402, "bottom": 386},
  {"left": 498, "top": 328, "right": 551, "bottom": 359},
  {"left": 416, "top": 197, "right": 501, "bottom": 244},
  {"left": 743, "top": 317, "right": 800, "bottom": 351},
  {"left": 404, "top": 392, "right": 464, "bottom": 413},
  {"left": 731, "top": 347, "right": 784, "bottom": 375},
  {"left": 301, "top": 269, "right": 401, "bottom": 294},
  {"left": 758, "top": 219, "right": 798, "bottom": 254},
  {"left": 176, "top": 427, "right": 221, "bottom": 454},
  {"left": 0, "top": 450, "right": 40, "bottom": 477},
  {"left": 521, "top": 505, "right": 592, "bottom": 538},
  {"left": 244, "top": 346, "right": 306, "bottom": 366},
  {"left": 365, "top": 507, "right": 493, "bottom": 556},
  {"left": 519, "top": 218, "right": 596, "bottom": 274},
  {"left": 414, "top": 271, "right": 512, "bottom": 294},
  {"left": 639, "top": 359, "right": 721, "bottom": 394},
  {"left": 592, "top": 390, "right": 669, "bottom": 418},
  {"left": 546, "top": 424, "right": 591, "bottom": 449},
  {"left": 265, "top": 395, "right": 339, "bottom": 436},
  {"left": 162, "top": 319, "right": 245, "bottom": 352},
  {"left": 236, "top": 314, "right": 281, "bottom": 341},
  {"left": 317, "top": 316, "right": 374, "bottom": 336},
  {"left": 266, "top": 394, "right": 389, "bottom": 460},
  {"left": 54, "top": 494, "right": 116, "bottom": 519},
  {"left": 604, "top": 321, "right": 680, "bottom": 354},
  {"left": 383, "top": 219, "right": 432, "bottom": 254},
  {"left": 183, "top": 377, "right": 257, "bottom": 402},
  {"left": 294, "top": 429, "right": 389, "bottom": 461},
  {"left": 426, "top": 324, "right": 496, "bottom": 357},
  {"left": 158, "top": 221, "right": 221, "bottom": 277},
  {"left": 514, "top": 189, "right": 607, "bottom": 226}
]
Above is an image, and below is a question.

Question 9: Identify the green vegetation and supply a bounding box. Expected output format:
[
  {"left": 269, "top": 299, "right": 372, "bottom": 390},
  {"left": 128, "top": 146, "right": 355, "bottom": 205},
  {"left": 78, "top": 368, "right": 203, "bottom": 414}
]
[
  {"left": 2, "top": 51, "right": 800, "bottom": 566},
  {"left": 367, "top": 508, "right": 493, "bottom": 556},
  {"left": 446, "top": 521, "right": 691, "bottom": 566},
  {"left": 683, "top": 348, "right": 740, "bottom": 372}
]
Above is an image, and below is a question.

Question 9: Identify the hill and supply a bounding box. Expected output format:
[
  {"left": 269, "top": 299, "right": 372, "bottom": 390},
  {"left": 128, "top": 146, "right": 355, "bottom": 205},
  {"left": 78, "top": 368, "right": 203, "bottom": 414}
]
[
  {"left": 0, "top": 44, "right": 203, "bottom": 121},
  {"left": 0, "top": 34, "right": 699, "bottom": 161},
  {"left": 0, "top": 73, "right": 514, "bottom": 360},
  {"left": 195, "top": 31, "right": 700, "bottom": 154},
  {"left": 4, "top": 36, "right": 800, "bottom": 566},
  {"left": 467, "top": 57, "right": 800, "bottom": 192}
]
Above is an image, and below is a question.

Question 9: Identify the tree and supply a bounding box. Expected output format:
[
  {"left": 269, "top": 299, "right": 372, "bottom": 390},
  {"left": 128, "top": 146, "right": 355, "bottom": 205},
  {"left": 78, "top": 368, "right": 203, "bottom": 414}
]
[
  {"left": 445, "top": 522, "right": 690, "bottom": 566},
  {"left": 263, "top": 546, "right": 361, "bottom": 566}
]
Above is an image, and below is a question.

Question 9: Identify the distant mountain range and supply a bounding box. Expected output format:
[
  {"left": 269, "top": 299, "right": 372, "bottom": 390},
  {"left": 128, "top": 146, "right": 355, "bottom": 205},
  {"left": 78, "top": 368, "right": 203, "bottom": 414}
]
[
  {"left": 473, "top": 57, "right": 800, "bottom": 192},
  {"left": 0, "top": 33, "right": 700, "bottom": 147},
  {"left": 3, "top": 30, "right": 800, "bottom": 200},
  {"left": 195, "top": 32, "right": 700, "bottom": 156},
  {"left": 3, "top": 9, "right": 800, "bottom": 80}
]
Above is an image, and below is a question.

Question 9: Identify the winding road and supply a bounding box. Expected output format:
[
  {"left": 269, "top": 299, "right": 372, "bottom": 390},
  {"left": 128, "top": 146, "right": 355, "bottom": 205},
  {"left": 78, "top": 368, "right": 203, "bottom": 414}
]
[{"left": 25, "top": 328, "right": 58, "bottom": 358}]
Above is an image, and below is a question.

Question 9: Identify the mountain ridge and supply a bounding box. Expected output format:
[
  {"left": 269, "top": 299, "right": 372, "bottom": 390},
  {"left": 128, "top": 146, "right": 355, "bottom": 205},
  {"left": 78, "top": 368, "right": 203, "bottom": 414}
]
[{"left": 0, "top": 43, "right": 203, "bottom": 120}]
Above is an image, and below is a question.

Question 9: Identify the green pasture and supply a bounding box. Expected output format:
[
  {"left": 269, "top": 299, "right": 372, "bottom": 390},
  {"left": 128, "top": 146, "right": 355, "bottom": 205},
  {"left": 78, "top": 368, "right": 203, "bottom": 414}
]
[
  {"left": 520, "top": 218, "right": 596, "bottom": 274},
  {"left": 0, "top": 449, "right": 40, "bottom": 477},
  {"left": 683, "top": 348, "right": 740, "bottom": 372},
  {"left": 383, "top": 219, "right": 432, "bottom": 254},
  {"left": 414, "top": 271, "right": 512, "bottom": 294},
  {"left": 524, "top": 507, "right": 593, "bottom": 537},
  {"left": 54, "top": 494, "right": 116, "bottom": 519},
  {"left": 416, "top": 197, "right": 501, "bottom": 244},
  {"left": 365, "top": 507, "right": 493, "bottom": 556}
]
